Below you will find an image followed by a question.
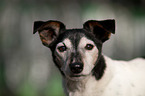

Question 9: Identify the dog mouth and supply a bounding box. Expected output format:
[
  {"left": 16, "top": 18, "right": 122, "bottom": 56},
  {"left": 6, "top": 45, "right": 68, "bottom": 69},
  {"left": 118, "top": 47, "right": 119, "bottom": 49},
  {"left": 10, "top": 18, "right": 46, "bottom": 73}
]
[
  {"left": 67, "top": 74, "right": 87, "bottom": 81},
  {"left": 70, "top": 74, "right": 86, "bottom": 77}
]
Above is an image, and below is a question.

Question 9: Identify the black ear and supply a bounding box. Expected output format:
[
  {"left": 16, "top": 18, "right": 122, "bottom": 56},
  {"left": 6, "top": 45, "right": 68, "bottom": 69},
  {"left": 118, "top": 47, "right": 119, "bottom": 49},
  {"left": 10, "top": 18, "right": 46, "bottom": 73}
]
[
  {"left": 33, "top": 21, "right": 45, "bottom": 34},
  {"left": 83, "top": 19, "right": 115, "bottom": 42},
  {"left": 33, "top": 20, "right": 66, "bottom": 47}
]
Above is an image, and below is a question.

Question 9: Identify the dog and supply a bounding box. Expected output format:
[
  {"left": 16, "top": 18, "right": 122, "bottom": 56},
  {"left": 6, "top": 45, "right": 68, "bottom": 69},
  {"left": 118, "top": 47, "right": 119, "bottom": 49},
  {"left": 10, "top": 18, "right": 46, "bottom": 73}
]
[{"left": 33, "top": 19, "right": 145, "bottom": 96}]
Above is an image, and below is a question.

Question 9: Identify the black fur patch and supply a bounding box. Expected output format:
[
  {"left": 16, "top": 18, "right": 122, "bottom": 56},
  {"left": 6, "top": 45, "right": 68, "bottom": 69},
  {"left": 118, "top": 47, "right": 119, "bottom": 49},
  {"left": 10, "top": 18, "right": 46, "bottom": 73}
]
[{"left": 92, "top": 55, "right": 106, "bottom": 80}]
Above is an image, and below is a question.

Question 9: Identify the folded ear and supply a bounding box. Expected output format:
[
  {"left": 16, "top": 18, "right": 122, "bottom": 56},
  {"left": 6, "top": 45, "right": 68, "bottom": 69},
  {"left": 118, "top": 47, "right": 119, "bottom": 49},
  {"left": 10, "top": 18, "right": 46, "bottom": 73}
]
[
  {"left": 83, "top": 19, "right": 115, "bottom": 42},
  {"left": 33, "top": 20, "right": 66, "bottom": 47}
]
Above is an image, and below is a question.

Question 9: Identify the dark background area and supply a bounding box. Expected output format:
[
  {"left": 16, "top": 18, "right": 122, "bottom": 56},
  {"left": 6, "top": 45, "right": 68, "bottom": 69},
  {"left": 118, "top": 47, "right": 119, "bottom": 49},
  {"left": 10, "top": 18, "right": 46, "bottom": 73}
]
[{"left": 0, "top": 0, "right": 145, "bottom": 96}]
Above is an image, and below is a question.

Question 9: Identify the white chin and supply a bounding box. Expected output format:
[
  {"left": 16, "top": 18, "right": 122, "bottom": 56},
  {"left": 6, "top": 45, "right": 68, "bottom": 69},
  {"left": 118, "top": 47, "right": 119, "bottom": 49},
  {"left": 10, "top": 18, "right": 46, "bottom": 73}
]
[{"left": 66, "top": 75, "right": 87, "bottom": 81}]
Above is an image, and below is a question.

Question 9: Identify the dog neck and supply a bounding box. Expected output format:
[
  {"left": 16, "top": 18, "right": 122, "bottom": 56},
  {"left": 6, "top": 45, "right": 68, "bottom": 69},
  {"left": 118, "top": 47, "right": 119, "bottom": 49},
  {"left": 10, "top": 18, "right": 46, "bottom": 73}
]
[
  {"left": 62, "top": 55, "right": 112, "bottom": 96},
  {"left": 63, "top": 73, "right": 97, "bottom": 96},
  {"left": 63, "top": 74, "right": 92, "bottom": 92}
]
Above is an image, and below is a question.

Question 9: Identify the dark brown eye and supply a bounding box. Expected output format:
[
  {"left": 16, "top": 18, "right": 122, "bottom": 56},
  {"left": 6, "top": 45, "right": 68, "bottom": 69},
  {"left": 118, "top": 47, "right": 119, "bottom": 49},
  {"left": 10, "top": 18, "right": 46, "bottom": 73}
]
[
  {"left": 85, "top": 44, "right": 94, "bottom": 50},
  {"left": 57, "top": 46, "right": 67, "bottom": 52}
]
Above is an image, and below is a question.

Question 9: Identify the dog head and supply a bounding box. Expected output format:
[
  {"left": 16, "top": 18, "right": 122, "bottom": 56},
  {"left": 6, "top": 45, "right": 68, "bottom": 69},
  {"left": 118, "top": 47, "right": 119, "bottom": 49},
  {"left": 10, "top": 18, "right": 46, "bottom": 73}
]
[{"left": 33, "top": 20, "right": 115, "bottom": 81}]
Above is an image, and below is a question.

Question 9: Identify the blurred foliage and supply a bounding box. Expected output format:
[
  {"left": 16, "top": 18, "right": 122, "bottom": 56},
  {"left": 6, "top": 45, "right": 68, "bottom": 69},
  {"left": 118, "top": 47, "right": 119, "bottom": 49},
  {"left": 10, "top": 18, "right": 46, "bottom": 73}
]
[{"left": 45, "top": 75, "right": 64, "bottom": 96}]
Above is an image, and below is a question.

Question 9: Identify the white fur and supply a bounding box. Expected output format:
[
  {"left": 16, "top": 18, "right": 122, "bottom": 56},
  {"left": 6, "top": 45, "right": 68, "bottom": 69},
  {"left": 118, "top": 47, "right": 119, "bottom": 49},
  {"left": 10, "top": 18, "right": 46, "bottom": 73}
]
[
  {"left": 64, "top": 56, "right": 145, "bottom": 96},
  {"left": 56, "top": 38, "right": 72, "bottom": 59},
  {"left": 78, "top": 37, "right": 98, "bottom": 75},
  {"left": 101, "top": 56, "right": 145, "bottom": 96}
]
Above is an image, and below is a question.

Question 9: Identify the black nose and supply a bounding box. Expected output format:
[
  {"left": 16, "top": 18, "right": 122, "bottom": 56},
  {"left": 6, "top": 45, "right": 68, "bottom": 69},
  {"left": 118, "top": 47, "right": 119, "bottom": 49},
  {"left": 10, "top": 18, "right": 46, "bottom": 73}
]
[{"left": 69, "top": 63, "right": 83, "bottom": 74}]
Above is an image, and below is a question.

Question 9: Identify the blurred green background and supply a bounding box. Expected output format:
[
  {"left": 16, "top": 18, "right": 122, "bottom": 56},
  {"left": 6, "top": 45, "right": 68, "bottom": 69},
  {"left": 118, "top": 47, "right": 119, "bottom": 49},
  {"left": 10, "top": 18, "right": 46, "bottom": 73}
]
[{"left": 0, "top": 0, "right": 145, "bottom": 96}]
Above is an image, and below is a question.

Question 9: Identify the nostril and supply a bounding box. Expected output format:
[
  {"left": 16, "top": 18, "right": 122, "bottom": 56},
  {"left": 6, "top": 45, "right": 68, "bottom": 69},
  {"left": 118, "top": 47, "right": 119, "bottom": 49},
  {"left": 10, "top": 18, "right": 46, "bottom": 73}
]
[{"left": 69, "top": 63, "right": 83, "bottom": 74}]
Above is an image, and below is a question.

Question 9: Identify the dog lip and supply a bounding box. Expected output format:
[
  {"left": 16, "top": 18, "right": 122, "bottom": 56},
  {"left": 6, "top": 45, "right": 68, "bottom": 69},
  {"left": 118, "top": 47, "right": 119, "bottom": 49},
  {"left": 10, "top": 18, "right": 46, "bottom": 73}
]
[{"left": 70, "top": 74, "right": 86, "bottom": 77}]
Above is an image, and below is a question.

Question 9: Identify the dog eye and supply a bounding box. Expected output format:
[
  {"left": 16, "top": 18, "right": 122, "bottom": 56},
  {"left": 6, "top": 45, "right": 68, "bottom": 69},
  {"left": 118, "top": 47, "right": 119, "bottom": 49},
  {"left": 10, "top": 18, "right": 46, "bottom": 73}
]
[
  {"left": 57, "top": 46, "right": 67, "bottom": 52},
  {"left": 85, "top": 44, "right": 94, "bottom": 50}
]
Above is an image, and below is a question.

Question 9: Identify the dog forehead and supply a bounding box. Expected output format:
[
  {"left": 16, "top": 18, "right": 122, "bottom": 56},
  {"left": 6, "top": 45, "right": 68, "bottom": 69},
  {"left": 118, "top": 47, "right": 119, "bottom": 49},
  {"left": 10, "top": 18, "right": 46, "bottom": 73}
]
[
  {"left": 78, "top": 37, "right": 95, "bottom": 47},
  {"left": 63, "top": 38, "right": 72, "bottom": 48},
  {"left": 60, "top": 37, "right": 95, "bottom": 49},
  {"left": 57, "top": 29, "right": 96, "bottom": 48}
]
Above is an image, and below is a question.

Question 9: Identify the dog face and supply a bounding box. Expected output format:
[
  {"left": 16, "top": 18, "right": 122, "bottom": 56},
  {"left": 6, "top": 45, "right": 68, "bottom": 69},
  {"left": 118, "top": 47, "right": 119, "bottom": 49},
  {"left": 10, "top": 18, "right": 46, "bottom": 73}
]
[
  {"left": 53, "top": 30, "right": 101, "bottom": 80},
  {"left": 33, "top": 20, "right": 115, "bottom": 81}
]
